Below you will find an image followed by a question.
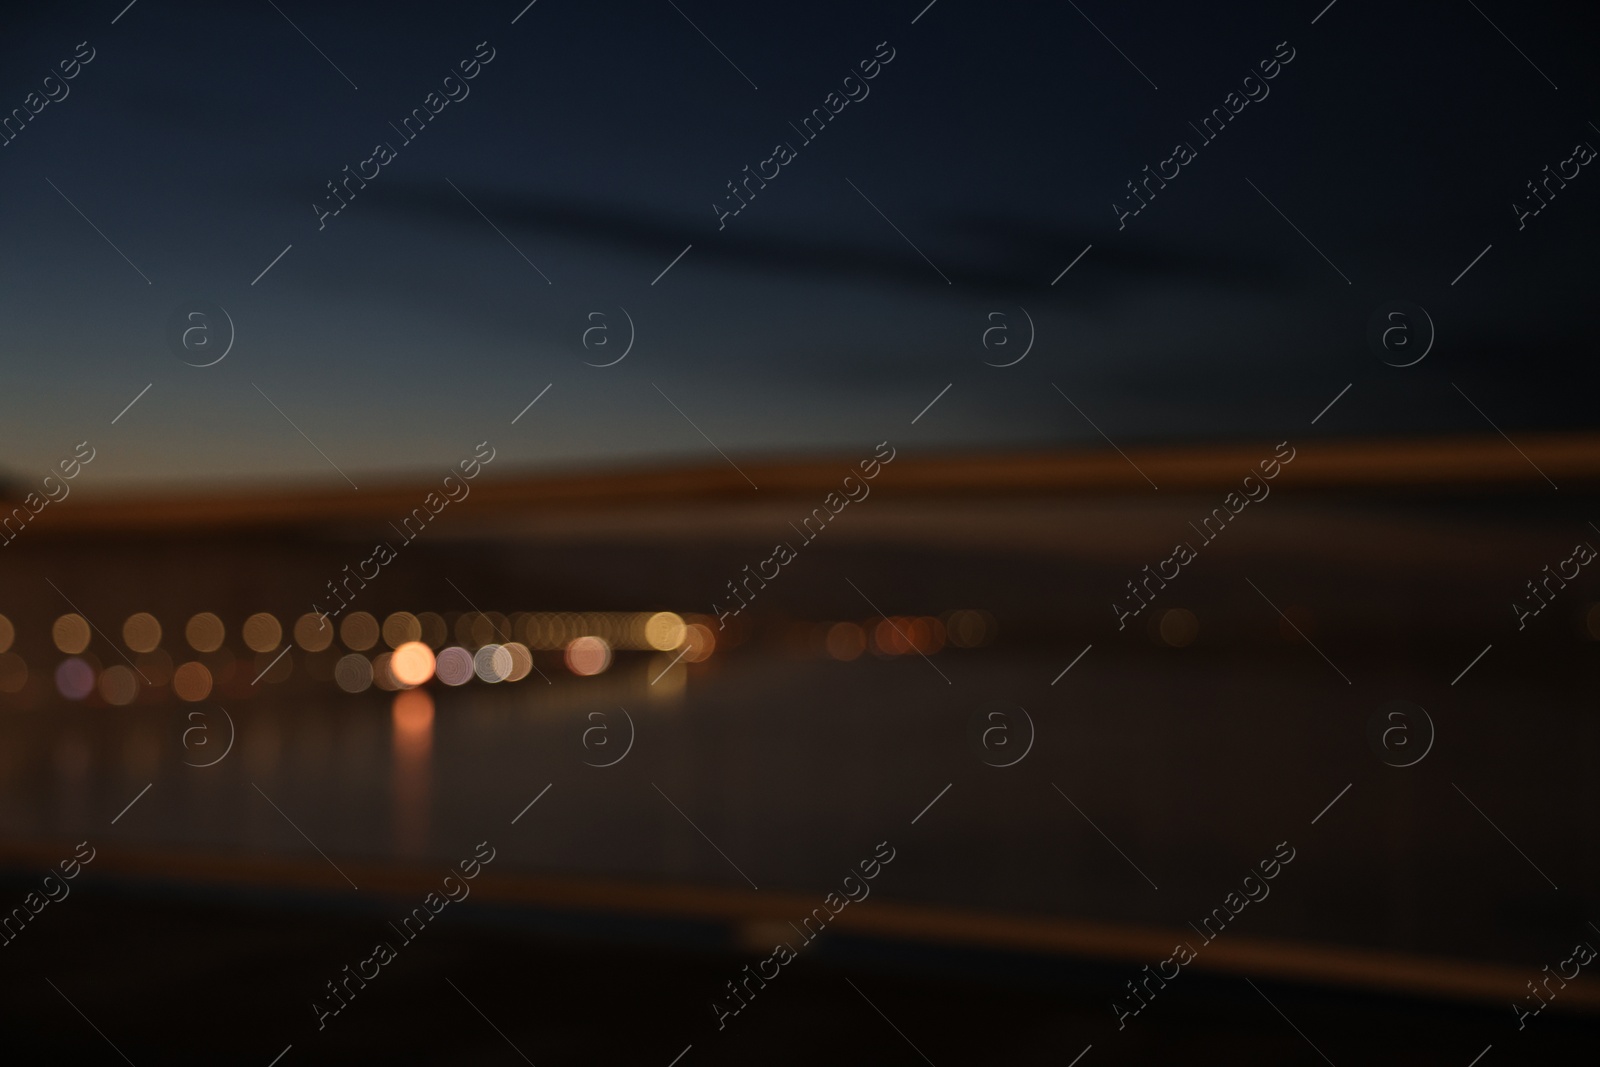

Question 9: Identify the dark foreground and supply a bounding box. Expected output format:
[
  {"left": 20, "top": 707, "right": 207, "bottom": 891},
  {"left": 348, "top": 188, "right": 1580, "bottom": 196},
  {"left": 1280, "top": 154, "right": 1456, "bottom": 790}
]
[{"left": 1, "top": 876, "right": 1588, "bottom": 1066}]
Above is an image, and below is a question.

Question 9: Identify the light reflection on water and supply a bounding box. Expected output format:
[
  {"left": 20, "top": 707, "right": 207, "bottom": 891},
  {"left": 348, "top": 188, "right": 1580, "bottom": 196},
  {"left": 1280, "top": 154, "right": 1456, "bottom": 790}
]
[
  {"left": 3, "top": 651, "right": 689, "bottom": 858},
  {"left": 0, "top": 649, "right": 1593, "bottom": 970},
  {"left": 391, "top": 689, "right": 433, "bottom": 857}
]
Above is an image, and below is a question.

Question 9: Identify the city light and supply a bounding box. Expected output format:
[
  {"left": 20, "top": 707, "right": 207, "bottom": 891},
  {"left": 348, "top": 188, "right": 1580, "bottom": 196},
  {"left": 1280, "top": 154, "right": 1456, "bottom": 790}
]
[{"left": 0, "top": 602, "right": 980, "bottom": 705}]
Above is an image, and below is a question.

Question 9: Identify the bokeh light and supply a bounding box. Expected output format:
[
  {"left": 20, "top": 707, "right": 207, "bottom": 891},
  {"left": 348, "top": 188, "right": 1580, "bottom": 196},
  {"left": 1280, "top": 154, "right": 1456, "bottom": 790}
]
[
  {"left": 435, "top": 646, "right": 474, "bottom": 686},
  {"left": 825, "top": 621, "right": 866, "bottom": 661},
  {"left": 98, "top": 665, "right": 140, "bottom": 706},
  {"left": 294, "top": 612, "right": 334, "bottom": 652},
  {"left": 471, "top": 613, "right": 508, "bottom": 648},
  {"left": 474, "top": 644, "right": 513, "bottom": 683},
  {"left": 390, "top": 641, "right": 436, "bottom": 687},
  {"left": 173, "top": 661, "right": 214, "bottom": 701},
  {"left": 943, "top": 609, "right": 994, "bottom": 648},
  {"left": 503, "top": 642, "right": 533, "bottom": 682},
  {"left": 416, "top": 612, "right": 448, "bottom": 648},
  {"left": 55, "top": 658, "right": 95, "bottom": 700},
  {"left": 869, "top": 616, "right": 945, "bottom": 656},
  {"left": 644, "top": 611, "right": 687, "bottom": 651},
  {"left": 372, "top": 652, "right": 401, "bottom": 691},
  {"left": 334, "top": 654, "right": 373, "bottom": 693},
  {"left": 2, "top": 604, "right": 722, "bottom": 696},
  {"left": 1160, "top": 608, "right": 1199, "bottom": 647},
  {"left": 52, "top": 614, "right": 91, "bottom": 655},
  {"left": 122, "top": 612, "right": 162, "bottom": 653},
  {"left": 565, "top": 635, "right": 612, "bottom": 676},
  {"left": 186, "top": 612, "right": 225, "bottom": 653},
  {"left": 908, "top": 616, "right": 945, "bottom": 654},
  {"left": 382, "top": 611, "right": 421, "bottom": 648},
  {"left": 873, "top": 618, "right": 909, "bottom": 656},
  {"left": 341, "top": 611, "right": 379, "bottom": 651},
  {"left": 682, "top": 623, "right": 716, "bottom": 663},
  {"left": 242, "top": 613, "right": 282, "bottom": 653}
]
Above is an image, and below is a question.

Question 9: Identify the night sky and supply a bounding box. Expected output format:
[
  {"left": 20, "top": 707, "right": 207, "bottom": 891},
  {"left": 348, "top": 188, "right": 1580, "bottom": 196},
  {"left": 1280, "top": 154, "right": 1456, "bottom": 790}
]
[{"left": 2, "top": 0, "right": 1596, "bottom": 491}]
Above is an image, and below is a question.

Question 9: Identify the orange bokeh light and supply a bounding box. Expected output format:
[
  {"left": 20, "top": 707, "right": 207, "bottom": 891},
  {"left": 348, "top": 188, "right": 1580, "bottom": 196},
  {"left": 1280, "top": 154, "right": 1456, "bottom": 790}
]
[
  {"left": 682, "top": 623, "right": 715, "bottom": 663},
  {"left": 173, "top": 661, "right": 213, "bottom": 702},
  {"left": 391, "top": 641, "right": 436, "bottom": 687},
  {"left": 564, "top": 635, "right": 611, "bottom": 676},
  {"left": 825, "top": 621, "right": 866, "bottom": 661}
]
